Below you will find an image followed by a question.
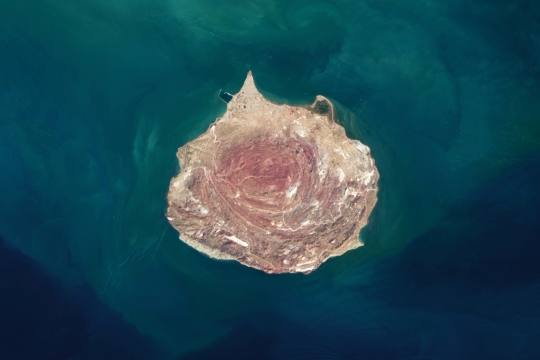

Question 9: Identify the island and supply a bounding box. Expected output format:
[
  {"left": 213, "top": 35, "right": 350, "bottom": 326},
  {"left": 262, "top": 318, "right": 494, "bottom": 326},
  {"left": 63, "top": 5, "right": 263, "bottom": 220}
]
[{"left": 166, "top": 72, "right": 379, "bottom": 274}]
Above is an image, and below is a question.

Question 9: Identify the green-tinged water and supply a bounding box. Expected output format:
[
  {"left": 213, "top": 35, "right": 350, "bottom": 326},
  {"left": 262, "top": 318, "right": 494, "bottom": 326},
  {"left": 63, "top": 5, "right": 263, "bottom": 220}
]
[{"left": 1, "top": 0, "right": 540, "bottom": 358}]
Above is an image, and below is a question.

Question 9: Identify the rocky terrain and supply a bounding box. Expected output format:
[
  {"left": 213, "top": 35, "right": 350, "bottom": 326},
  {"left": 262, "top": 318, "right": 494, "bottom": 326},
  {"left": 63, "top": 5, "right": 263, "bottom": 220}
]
[{"left": 166, "top": 72, "right": 378, "bottom": 274}]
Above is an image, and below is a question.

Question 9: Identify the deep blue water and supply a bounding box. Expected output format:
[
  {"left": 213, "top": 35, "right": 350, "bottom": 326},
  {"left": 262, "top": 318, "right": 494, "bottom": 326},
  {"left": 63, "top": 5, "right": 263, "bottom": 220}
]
[{"left": 1, "top": 0, "right": 540, "bottom": 359}]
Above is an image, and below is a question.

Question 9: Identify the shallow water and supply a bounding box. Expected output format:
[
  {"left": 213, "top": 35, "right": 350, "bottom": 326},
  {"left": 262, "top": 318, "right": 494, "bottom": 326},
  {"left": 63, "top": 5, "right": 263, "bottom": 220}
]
[{"left": 1, "top": 0, "right": 540, "bottom": 358}]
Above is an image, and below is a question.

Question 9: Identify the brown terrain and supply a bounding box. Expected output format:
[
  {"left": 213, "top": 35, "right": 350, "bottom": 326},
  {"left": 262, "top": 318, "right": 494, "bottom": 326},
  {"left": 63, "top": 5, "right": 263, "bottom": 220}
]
[{"left": 166, "top": 72, "right": 379, "bottom": 274}]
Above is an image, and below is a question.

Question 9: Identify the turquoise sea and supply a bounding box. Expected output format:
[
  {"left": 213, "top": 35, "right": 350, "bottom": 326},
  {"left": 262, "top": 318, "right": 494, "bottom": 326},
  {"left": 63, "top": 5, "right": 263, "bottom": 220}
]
[{"left": 1, "top": 0, "right": 540, "bottom": 358}]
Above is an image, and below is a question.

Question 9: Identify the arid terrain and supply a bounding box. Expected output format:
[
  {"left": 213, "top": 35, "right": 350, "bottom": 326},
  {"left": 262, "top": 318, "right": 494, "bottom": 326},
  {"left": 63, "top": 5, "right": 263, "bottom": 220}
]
[{"left": 166, "top": 72, "right": 378, "bottom": 274}]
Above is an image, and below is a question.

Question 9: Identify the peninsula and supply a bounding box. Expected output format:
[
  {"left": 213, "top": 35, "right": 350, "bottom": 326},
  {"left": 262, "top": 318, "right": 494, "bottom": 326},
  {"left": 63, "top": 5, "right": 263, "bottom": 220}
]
[{"left": 166, "top": 72, "right": 379, "bottom": 274}]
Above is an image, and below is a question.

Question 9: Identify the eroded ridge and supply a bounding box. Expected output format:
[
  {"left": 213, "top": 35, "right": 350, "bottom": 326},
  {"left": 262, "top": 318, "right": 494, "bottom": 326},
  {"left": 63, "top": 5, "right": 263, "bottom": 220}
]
[{"left": 166, "top": 72, "right": 379, "bottom": 274}]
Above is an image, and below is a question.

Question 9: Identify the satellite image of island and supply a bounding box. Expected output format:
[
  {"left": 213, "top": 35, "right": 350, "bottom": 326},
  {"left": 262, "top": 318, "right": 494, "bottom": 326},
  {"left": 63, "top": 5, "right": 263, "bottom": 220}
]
[
  {"left": 167, "top": 72, "right": 378, "bottom": 274},
  {"left": 1, "top": 0, "right": 540, "bottom": 359}
]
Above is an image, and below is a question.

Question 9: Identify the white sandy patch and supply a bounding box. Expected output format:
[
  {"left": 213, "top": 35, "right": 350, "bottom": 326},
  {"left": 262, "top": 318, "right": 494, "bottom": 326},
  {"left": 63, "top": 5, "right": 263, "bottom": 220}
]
[
  {"left": 334, "top": 148, "right": 349, "bottom": 160},
  {"left": 296, "top": 260, "right": 315, "bottom": 267},
  {"left": 224, "top": 235, "right": 249, "bottom": 247},
  {"left": 338, "top": 168, "right": 345, "bottom": 182},
  {"left": 197, "top": 205, "right": 208, "bottom": 215},
  {"left": 296, "top": 266, "right": 315, "bottom": 272},
  {"left": 295, "top": 128, "right": 306, "bottom": 137},
  {"left": 294, "top": 122, "right": 306, "bottom": 137},
  {"left": 361, "top": 170, "right": 375, "bottom": 185},
  {"left": 353, "top": 140, "right": 370, "bottom": 155},
  {"left": 286, "top": 185, "right": 298, "bottom": 198}
]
